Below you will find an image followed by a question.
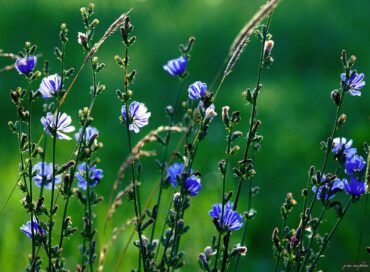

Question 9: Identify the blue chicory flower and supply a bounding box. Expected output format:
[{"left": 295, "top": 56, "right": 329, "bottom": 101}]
[
  {"left": 121, "top": 101, "right": 151, "bottom": 133},
  {"left": 188, "top": 81, "right": 207, "bottom": 100},
  {"left": 163, "top": 56, "right": 188, "bottom": 76},
  {"left": 345, "top": 154, "right": 366, "bottom": 176},
  {"left": 41, "top": 112, "right": 75, "bottom": 140},
  {"left": 184, "top": 175, "right": 202, "bottom": 196},
  {"left": 343, "top": 176, "right": 367, "bottom": 197},
  {"left": 38, "top": 73, "right": 62, "bottom": 98},
  {"left": 15, "top": 55, "right": 37, "bottom": 75},
  {"left": 32, "top": 162, "right": 61, "bottom": 190},
  {"left": 74, "top": 126, "right": 99, "bottom": 145},
  {"left": 76, "top": 163, "right": 103, "bottom": 190},
  {"left": 209, "top": 202, "right": 243, "bottom": 231},
  {"left": 312, "top": 174, "right": 344, "bottom": 200},
  {"left": 167, "top": 162, "right": 184, "bottom": 188},
  {"left": 341, "top": 72, "right": 365, "bottom": 96},
  {"left": 20, "top": 217, "right": 45, "bottom": 238},
  {"left": 332, "top": 137, "right": 357, "bottom": 159}
]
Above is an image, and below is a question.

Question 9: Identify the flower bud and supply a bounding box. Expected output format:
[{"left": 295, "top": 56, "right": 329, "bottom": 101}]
[
  {"left": 231, "top": 111, "right": 240, "bottom": 124},
  {"left": 205, "top": 104, "right": 217, "bottom": 121},
  {"left": 272, "top": 227, "right": 281, "bottom": 250},
  {"left": 229, "top": 145, "right": 240, "bottom": 155},
  {"left": 331, "top": 89, "right": 341, "bottom": 106},
  {"left": 349, "top": 55, "right": 357, "bottom": 65},
  {"left": 199, "top": 253, "right": 209, "bottom": 268},
  {"left": 80, "top": 7, "right": 87, "bottom": 15},
  {"left": 204, "top": 246, "right": 213, "bottom": 258},
  {"left": 337, "top": 113, "right": 347, "bottom": 127},
  {"left": 78, "top": 32, "right": 89, "bottom": 51},
  {"left": 264, "top": 40, "right": 274, "bottom": 55},
  {"left": 165, "top": 105, "right": 174, "bottom": 116},
  {"left": 231, "top": 131, "right": 243, "bottom": 141},
  {"left": 222, "top": 106, "right": 230, "bottom": 127},
  {"left": 231, "top": 244, "right": 247, "bottom": 256},
  {"left": 173, "top": 192, "right": 181, "bottom": 207},
  {"left": 341, "top": 50, "right": 347, "bottom": 65},
  {"left": 90, "top": 19, "right": 99, "bottom": 28}
]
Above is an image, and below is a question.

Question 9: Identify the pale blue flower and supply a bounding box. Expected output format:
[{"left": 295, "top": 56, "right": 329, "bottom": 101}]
[
  {"left": 121, "top": 101, "right": 151, "bottom": 133},
  {"left": 41, "top": 112, "right": 75, "bottom": 140},
  {"left": 38, "top": 73, "right": 61, "bottom": 98},
  {"left": 32, "top": 162, "right": 61, "bottom": 190},
  {"left": 341, "top": 72, "right": 365, "bottom": 96}
]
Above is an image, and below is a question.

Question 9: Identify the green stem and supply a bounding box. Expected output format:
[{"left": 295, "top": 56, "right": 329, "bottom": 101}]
[
  {"left": 296, "top": 183, "right": 309, "bottom": 272},
  {"left": 308, "top": 198, "right": 352, "bottom": 272},
  {"left": 356, "top": 193, "right": 368, "bottom": 263},
  {"left": 234, "top": 12, "right": 273, "bottom": 211},
  {"left": 86, "top": 161, "right": 93, "bottom": 272},
  {"left": 58, "top": 45, "right": 98, "bottom": 249},
  {"left": 122, "top": 46, "right": 147, "bottom": 271},
  {"left": 213, "top": 126, "right": 233, "bottom": 271},
  {"left": 304, "top": 88, "right": 346, "bottom": 226},
  {"left": 48, "top": 107, "right": 60, "bottom": 272},
  {"left": 27, "top": 80, "right": 36, "bottom": 270},
  {"left": 298, "top": 89, "right": 346, "bottom": 272},
  {"left": 273, "top": 218, "right": 287, "bottom": 272},
  {"left": 220, "top": 231, "right": 231, "bottom": 272},
  {"left": 150, "top": 80, "right": 182, "bottom": 244},
  {"left": 58, "top": 95, "right": 97, "bottom": 248},
  {"left": 154, "top": 200, "right": 172, "bottom": 262},
  {"left": 299, "top": 164, "right": 341, "bottom": 272},
  {"left": 232, "top": 16, "right": 274, "bottom": 271}
]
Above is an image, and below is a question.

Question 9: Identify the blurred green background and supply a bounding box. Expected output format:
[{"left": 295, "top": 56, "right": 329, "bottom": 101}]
[{"left": 0, "top": 0, "right": 369, "bottom": 271}]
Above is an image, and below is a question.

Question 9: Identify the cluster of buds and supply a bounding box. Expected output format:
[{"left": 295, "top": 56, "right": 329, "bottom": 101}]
[
  {"left": 281, "top": 192, "right": 297, "bottom": 220},
  {"left": 78, "top": 3, "right": 99, "bottom": 51},
  {"left": 263, "top": 39, "right": 274, "bottom": 67}
]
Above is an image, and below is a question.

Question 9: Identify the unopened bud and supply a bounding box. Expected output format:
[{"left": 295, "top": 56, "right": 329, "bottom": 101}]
[
  {"left": 229, "top": 145, "right": 240, "bottom": 155},
  {"left": 231, "top": 131, "right": 243, "bottom": 141},
  {"left": 222, "top": 106, "right": 230, "bottom": 127},
  {"left": 272, "top": 227, "right": 281, "bottom": 250},
  {"left": 331, "top": 89, "right": 341, "bottom": 106},
  {"left": 349, "top": 55, "right": 357, "bottom": 65},
  {"left": 91, "top": 19, "right": 99, "bottom": 27},
  {"left": 231, "top": 244, "right": 247, "bottom": 256},
  {"left": 337, "top": 113, "right": 347, "bottom": 127},
  {"left": 231, "top": 111, "right": 240, "bottom": 124},
  {"left": 199, "top": 253, "right": 209, "bottom": 268},
  {"left": 204, "top": 246, "right": 213, "bottom": 258},
  {"left": 264, "top": 40, "right": 274, "bottom": 55},
  {"left": 173, "top": 192, "right": 181, "bottom": 207},
  {"left": 78, "top": 32, "right": 89, "bottom": 51}
]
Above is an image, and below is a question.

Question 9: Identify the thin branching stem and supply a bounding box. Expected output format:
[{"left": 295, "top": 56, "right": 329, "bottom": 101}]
[
  {"left": 150, "top": 80, "right": 182, "bottom": 244},
  {"left": 299, "top": 89, "right": 346, "bottom": 272},
  {"left": 273, "top": 218, "right": 287, "bottom": 272},
  {"left": 214, "top": 126, "right": 234, "bottom": 270},
  {"left": 27, "top": 80, "right": 36, "bottom": 269},
  {"left": 308, "top": 198, "right": 352, "bottom": 272},
  {"left": 356, "top": 193, "right": 368, "bottom": 263},
  {"left": 86, "top": 160, "right": 94, "bottom": 272},
  {"left": 122, "top": 45, "right": 147, "bottom": 271},
  {"left": 223, "top": 13, "right": 273, "bottom": 272},
  {"left": 48, "top": 106, "right": 60, "bottom": 271}
]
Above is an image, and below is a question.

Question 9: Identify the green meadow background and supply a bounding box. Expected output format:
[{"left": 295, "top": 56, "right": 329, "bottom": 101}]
[{"left": 0, "top": 0, "right": 369, "bottom": 270}]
